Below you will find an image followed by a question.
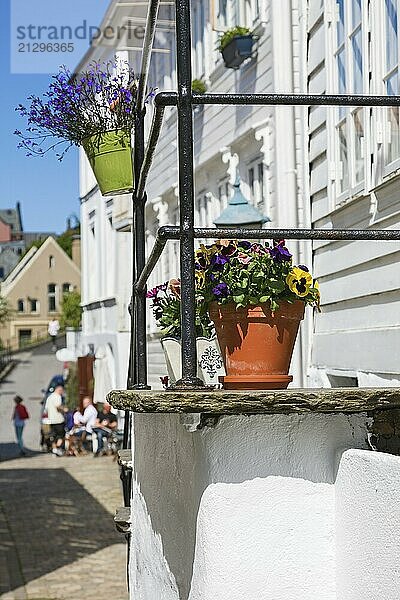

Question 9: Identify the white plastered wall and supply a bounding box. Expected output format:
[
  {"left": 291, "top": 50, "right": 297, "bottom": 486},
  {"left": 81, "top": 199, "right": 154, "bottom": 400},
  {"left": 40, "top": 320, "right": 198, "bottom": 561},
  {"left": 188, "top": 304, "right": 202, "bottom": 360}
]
[{"left": 129, "top": 412, "right": 392, "bottom": 600}]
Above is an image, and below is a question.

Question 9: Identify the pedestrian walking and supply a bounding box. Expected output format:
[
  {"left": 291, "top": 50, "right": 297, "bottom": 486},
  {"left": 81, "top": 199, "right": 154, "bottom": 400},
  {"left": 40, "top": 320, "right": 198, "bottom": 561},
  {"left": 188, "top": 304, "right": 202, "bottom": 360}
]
[
  {"left": 44, "top": 384, "right": 65, "bottom": 456},
  {"left": 48, "top": 318, "right": 60, "bottom": 351},
  {"left": 12, "top": 395, "right": 29, "bottom": 456}
]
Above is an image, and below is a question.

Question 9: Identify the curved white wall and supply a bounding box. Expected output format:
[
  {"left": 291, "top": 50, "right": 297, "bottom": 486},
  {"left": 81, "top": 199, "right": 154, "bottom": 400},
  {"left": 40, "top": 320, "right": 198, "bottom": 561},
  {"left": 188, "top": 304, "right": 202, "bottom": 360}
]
[{"left": 130, "top": 412, "right": 372, "bottom": 600}]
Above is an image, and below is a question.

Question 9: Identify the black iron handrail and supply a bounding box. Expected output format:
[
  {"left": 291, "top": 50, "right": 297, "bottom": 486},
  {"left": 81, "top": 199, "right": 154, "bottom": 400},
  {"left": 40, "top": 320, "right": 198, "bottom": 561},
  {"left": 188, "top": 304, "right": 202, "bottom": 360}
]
[
  {"left": 121, "top": 0, "right": 400, "bottom": 516},
  {"left": 154, "top": 91, "right": 400, "bottom": 107},
  {"left": 134, "top": 227, "right": 400, "bottom": 294}
]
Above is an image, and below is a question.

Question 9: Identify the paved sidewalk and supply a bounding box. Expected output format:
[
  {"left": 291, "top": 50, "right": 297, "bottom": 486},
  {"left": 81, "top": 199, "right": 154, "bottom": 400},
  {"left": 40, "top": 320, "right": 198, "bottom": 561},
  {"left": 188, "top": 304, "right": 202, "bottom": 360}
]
[{"left": 0, "top": 453, "right": 128, "bottom": 600}]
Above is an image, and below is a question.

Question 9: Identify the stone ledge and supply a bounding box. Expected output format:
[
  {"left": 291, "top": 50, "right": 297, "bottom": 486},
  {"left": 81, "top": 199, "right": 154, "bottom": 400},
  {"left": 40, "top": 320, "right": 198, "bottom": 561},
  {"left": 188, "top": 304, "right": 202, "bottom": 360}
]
[{"left": 107, "top": 387, "right": 400, "bottom": 415}]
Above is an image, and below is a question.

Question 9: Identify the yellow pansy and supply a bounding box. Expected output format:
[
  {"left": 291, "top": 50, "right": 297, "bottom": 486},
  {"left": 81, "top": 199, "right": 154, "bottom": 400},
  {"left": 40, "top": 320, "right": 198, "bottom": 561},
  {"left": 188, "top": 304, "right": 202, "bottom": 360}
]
[
  {"left": 286, "top": 267, "right": 313, "bottom": 297},
  {"left": 195, "top": 269, "right": 205, "bottom": 289},
  {"left": 313, "top": 280, "right": 321, "bottom": 311}
]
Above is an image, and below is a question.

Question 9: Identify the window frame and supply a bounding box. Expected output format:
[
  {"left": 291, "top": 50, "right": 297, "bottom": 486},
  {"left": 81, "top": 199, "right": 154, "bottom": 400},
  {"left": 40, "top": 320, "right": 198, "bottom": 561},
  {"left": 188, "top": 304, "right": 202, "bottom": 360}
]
[
  {"left": 246, "top": 155, "right": 266, "bottom": 212},
  {"left": 29, "top": 298, "right": 39, "bottom": 313},
  {"left": 380, "top": 0, "right": 400, "bottom": 177},
  {"left": 48, "top": 283, "right": 57, "bottom": 313},
  {"left": 331, "top": 0, "right": 369, "bottom": 205}
]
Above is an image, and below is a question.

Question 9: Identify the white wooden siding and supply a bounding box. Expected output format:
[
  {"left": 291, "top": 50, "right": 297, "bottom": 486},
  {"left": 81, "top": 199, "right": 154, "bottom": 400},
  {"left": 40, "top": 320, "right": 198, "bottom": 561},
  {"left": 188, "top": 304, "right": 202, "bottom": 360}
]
[{"left": 307, "top": 1, "right": 400, "bottom": 379}]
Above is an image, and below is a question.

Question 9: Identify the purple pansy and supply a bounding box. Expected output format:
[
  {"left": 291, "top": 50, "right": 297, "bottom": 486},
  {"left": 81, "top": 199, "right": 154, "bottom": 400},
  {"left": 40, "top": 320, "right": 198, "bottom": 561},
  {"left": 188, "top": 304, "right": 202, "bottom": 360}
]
[
  {"left": 269, "top": 241, "right": 292, "bottom": 262},
  {"left": 210, "top": 253, "right": 229, "bottom": 270},
  {"left": 212, "top": 282, "right": 229, "bottom": 298}
]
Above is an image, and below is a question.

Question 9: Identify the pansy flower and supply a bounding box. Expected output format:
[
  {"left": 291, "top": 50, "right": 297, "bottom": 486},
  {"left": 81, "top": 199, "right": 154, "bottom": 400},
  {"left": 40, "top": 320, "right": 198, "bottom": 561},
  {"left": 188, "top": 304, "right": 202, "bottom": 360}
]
[
  {"left": 250, "top": 243, "right": 269, "bottom": 255},
  {"left": 195, "top": 270, "right": 205, "bottom": 288},
  {"left": 168, "top": 278, "right": 181, "bottom": 298},
  {"left": 286, "top": 267, "right": 312, "bottom": 297},
  {"left": 237, "top": 252, "right": 251, "bottom": 265},
  {"left": 212, "top": 282, "right": 229, "bottom": 298},
  {"left": 269, "top": 240, "right": 292, "bottom": 262},
  {"left": 215, "top": 239, "right": 238, "bottom": 257},
  {"left": 313, "top": 280, "right": 321, "bottom": 311},
  {"left": 210, "top": 253, "right": 229, "bottom": 270}
]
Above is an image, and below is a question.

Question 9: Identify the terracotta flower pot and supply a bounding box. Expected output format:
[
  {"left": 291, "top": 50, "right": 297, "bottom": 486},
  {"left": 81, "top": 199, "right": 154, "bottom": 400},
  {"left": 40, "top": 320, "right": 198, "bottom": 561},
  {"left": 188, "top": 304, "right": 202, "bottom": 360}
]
[{"left": 209, "top": 301, "right": 305, "bottom": 390}]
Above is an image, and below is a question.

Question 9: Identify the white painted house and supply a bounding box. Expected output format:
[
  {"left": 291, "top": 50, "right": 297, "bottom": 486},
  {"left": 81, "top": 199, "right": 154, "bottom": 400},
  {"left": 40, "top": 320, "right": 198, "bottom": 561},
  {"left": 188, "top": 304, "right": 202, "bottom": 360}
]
[
  {"left": 76, "top": 2, "right": 400, "bottom": 600},
  {"left": 77, "top": 0, "right": 313, "bottom": 391},
  {"left": 308, "top": 0, "right": 400, "bottom": 387}
]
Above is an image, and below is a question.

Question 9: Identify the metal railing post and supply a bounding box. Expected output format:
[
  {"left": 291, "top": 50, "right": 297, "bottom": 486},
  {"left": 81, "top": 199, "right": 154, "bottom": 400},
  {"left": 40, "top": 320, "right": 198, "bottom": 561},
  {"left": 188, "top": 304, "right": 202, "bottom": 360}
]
[{"left": 173, "top": 0, "right": 204, "bottom": 389}]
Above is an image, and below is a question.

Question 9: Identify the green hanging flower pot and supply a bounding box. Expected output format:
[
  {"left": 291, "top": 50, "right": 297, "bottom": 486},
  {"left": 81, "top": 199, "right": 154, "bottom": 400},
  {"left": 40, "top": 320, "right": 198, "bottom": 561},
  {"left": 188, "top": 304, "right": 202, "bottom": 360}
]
[{"left": 82, "top": 129, "right": 133, "bottom": 197}]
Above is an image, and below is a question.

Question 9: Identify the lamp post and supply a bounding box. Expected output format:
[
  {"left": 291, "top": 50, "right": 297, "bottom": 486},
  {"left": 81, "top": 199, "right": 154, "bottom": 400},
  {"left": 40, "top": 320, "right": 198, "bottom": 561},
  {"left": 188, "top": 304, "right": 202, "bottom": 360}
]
[{"left": 213, "top": 174, "right": 270, "bottom": 229}]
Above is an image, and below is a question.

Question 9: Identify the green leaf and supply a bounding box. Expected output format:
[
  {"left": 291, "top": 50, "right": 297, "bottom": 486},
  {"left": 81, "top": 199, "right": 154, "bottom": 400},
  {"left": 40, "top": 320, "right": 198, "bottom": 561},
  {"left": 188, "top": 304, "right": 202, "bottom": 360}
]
[
  {"left": 267, "top": 279, "right": 285, "bottom": 292},
  {"left": 233, "top": 294, "right": 245, "bottom": 304},
  {"left": 259, "top": 295, "right": 270, "bottom": 303}
]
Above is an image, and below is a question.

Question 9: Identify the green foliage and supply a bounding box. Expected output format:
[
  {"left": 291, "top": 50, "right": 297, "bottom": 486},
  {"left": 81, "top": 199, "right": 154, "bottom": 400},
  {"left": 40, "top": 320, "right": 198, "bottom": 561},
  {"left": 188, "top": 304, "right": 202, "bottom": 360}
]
[
  {"left": 0, "top": 295, "right": 13, "bottom": 325},
  {"left": 60, "top": 291, "right": 82, "bottom": 329},
  {"left": 65, "top": 363, "right": 79, "bottom": 410},
  {"left": 218, "top": 26, "right": 251, "bottom": 51},
  {"left": 147, "top": 281, "right": 213, "bottom": 339},
  {"left": 192, "top": 79, "right": 207, "bottom": 94},
  {"left": 57, "top": 226, "right": 80, "bottom": 258},
  {"left": 195, "top": 240, "right": 320, "bottom": 312}
]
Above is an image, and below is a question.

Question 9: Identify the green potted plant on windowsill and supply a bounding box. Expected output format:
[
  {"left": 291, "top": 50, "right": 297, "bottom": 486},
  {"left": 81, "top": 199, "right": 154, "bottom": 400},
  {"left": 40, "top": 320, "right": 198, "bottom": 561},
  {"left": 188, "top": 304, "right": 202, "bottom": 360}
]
[
  {"left": 15, "top": 59, "right": 154, "bottom": 197},
  {"left": 196, "top": 239, "right": 320, "bottom": 390},
  {"left": 218, "top": 26, "right": 254, "bottom": 69},
  {"left": 192, "top": 79, "right": 207, "bottom": 94},
  {"left": 147, "top": 279, "right": 225, "bottom": 386},
  {"left": 192, "top": 79, "right": 207, "bottom": 114}
]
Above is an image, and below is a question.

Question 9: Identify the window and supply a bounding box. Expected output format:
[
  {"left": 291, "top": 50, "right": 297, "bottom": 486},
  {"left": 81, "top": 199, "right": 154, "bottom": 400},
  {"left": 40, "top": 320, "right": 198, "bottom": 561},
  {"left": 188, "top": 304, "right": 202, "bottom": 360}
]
[
  {"left": 244, "top": 0, "right": 260, "bottom": 26},
  {"left": 48, "top": 284, "right": 56, "bottom": 312},
  {"left": 62, "top": 283, "right": 72, "bottom": 295},
  {"left": 29, "top": 298, "right": 38, "bottom": 313},
  {"left": 17, "top": 299, "right": 24, "bottom": 312},
  {"left": 192, "top": 1, "right": 205, "bottom": 78},
  {"left": 0, "top": 267, "right": 4, "bottom": 279},
  {"left": 248, "top": 160, "right": 265, "bottom": 210},
  {"left": 333, "top": 0, "right": 365, "bottom": 197},
  {"left": 49, "top": 255, "right": 55, "bottom": 268},
  {"left": 218, "top": 180, "right": 230, "bottom": 212},
  {"left": 216, "top": 0, "right": 260, "bottom": 29},
  {"left": 384, "top": 0, "right": 400, "bottom": 166}
]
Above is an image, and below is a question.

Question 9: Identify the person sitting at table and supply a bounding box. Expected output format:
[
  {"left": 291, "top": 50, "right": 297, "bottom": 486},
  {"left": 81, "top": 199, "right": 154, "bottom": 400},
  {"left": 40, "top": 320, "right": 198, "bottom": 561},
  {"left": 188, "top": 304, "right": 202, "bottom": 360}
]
[
  {"left": 68, "top": 396, "right": 97, "bottom": 455},
  {"left": 92, "top": 401, "right": 118, "bottom": 456}
]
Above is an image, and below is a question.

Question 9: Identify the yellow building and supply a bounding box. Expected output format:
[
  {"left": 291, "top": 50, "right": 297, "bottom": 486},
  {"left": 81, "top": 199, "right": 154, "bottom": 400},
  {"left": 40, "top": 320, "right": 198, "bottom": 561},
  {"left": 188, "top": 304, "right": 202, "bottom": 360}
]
[{"left": 0, "top": 236, "right": 80, "bottom": 349}]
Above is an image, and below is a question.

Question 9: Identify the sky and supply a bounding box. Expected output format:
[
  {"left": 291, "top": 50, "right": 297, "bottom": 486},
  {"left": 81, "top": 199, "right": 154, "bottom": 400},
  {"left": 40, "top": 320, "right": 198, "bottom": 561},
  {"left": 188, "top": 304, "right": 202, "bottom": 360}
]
[{"left": 0, "top": 0, "right": 110, "bottom": 234}]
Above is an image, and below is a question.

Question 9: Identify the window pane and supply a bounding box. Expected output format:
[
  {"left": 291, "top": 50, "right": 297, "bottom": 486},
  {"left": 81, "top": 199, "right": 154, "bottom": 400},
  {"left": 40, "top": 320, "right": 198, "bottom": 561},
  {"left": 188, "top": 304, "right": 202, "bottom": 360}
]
[
  {"left": 351, "top": 28, "right": 363, "bottom": 93},
  {"left": 218, "top": 0, "right": 227, "bottom": 27},
  {"left": 248, "top": 168, "right": 254, "bottom": 196},
  {"left": 387, "top": 71, "right": 400, "bottom": 164},
  {"left": 49, "top": 297, "right": 56, "bottom": 312},
  {"left": 257, "top": 163, "right": 264, "bottom": 208},
  {"left": 352, "top": 0, "right": 362, "bottom": 29},
  {"left": 337, "top": 48, "right": 347, "bottom": 119},
  {"left": 385, "top": 0, "right": 398, "bottom": 73},
  {"left": 337, "top": 0, "right": 345, "bottom": 46},
  {"left": 353, "top": 109, "right": 364, "bottom": 183},
  {"left": 48, "top": 284, "right": 56, "bottom": 293},
  {"left": 338, "top": 122, "right": 349, "bottom": 193},
  {"left": 337, "top": 48, "right": 346, "bottom": 93}
]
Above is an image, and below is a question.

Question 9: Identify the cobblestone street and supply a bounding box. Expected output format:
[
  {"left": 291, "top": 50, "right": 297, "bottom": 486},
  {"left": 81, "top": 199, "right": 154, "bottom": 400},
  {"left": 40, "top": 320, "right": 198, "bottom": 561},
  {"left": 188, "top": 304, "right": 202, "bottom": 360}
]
[
  {"left": 0, "top": 454, "right": 128, "bottom": 600},
  {"left": 0, "top": 345, "right": 129, "bottom": 599}
]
